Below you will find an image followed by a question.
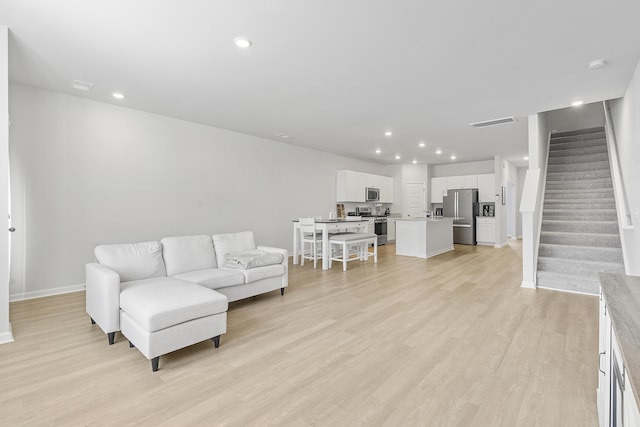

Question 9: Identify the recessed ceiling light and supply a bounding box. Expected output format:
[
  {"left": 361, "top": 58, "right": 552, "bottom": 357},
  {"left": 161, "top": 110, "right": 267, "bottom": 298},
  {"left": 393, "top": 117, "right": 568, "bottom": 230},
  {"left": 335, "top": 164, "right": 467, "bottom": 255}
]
[
  {"left": 112, "top": 92, "right": 124, "bottom": 99},
  {"left": 234, "top": 37, "right": 252, "bottom": 48},
  {"left": 436, "top": 149, "right": 442, "bottom": 155},
  {"left": 72, "top": 80, "right": 93, "bottom": 92},
  {"left": 588, "top": 59, "right": 607, "bottom": 70},
  {"left": 419, "top": 142, "right": 425, "bottom": 148},
  {"left": 375, "top": 149, "right": 381, "bottom": 154},
  {"left": 412, "top": 159, "right": 417, "bottom": 164},
  {"left": 572, "top": 100, "right": 584, "bottom": 107},
  {"left": 523, "top": 156, "right": 529, "bottom": 160},
  {"left": 385, "top": 131, "right": 393, "bottom": 137},
  {"left": 395, "top": 155, "right": 401, "bottom": 160},
  {"left": 450, "top": 155, "right": 456, "bottom": 160}
]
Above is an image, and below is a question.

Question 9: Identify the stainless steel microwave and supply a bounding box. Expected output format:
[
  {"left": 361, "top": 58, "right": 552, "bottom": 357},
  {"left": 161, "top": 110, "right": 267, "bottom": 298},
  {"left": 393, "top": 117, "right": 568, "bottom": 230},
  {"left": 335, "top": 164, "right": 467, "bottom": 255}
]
[{"left": 365, "top": 187, "right": 380, "bottom": 202}]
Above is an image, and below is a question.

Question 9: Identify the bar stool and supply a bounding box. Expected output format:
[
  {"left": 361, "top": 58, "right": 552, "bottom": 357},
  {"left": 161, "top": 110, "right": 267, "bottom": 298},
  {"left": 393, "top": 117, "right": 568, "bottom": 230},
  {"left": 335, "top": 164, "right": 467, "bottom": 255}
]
[{"left": 328, "top": 233, "right": 378, "bottom": 271}]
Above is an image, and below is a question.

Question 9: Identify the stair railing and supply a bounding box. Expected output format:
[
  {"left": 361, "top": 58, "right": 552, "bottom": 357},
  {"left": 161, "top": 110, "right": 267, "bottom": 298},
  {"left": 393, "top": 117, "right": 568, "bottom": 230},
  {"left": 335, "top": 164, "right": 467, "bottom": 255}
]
[{"left": 603, "top": 100, "right": 632, "bottom": 273}]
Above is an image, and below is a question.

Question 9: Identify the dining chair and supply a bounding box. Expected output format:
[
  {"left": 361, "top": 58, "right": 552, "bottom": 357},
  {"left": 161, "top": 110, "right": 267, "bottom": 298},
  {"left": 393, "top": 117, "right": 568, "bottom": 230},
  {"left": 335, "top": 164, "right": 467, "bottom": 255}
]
[{"left": 299, "top": 217, "right": 322, "bottom": 268}]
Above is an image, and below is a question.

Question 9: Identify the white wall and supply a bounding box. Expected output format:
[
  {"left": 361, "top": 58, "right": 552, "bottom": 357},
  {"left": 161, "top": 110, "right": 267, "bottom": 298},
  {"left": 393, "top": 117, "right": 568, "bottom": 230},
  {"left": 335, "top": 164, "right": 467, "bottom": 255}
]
[
  {"left": 0, "top": 26, "right": 13, "bottom": 344},
  {"left": 8, "top": 83, "right": 388, "bottom": 299},
  {"left": 610, "top": 61, "right": 640, "bottom": 276},
  {"left": 548, "top": 102, "right": 605, "bottom": 133},
  {"left": 516, "top": 166, "right": 526, "bottom": 238},
  {"left": 431, "top": 160, "right": 494, "bottom": 177}
]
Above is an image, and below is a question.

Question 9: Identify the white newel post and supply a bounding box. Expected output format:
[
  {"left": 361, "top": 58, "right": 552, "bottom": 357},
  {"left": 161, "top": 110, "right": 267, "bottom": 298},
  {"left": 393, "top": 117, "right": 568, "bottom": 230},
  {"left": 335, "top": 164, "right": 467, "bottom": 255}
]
[{"left": 0, "top": 25, "right": 13, "bottom": 344}]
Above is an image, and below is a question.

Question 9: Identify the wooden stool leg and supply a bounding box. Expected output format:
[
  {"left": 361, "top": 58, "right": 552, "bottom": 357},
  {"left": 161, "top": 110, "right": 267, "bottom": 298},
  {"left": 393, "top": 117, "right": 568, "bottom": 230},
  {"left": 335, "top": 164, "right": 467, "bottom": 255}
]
[
  {"left": 373, "top": 239, "right": 378, "bottom": 263},
  {"left": 343, "top": 241, "right": 347, "bottom": 271}
]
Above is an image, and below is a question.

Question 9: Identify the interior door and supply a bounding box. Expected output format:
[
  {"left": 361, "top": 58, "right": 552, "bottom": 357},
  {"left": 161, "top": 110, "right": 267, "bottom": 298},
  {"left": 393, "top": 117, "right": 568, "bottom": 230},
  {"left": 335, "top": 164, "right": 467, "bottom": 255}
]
[{"left": 405, "top": 182, "right": 425, "bottom": 218}]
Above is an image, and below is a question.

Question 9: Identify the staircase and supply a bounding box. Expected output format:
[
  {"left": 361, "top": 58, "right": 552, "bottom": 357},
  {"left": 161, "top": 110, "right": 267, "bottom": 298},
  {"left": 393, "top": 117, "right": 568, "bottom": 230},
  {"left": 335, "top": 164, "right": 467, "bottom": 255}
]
[{"left": 536, "top": 127, "right": 625, "bottom": 295}]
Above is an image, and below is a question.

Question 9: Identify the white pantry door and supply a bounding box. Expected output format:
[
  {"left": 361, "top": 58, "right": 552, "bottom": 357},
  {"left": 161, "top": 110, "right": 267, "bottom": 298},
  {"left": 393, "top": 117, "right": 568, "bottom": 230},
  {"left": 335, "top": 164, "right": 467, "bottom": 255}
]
[{"left": 405, "top": 182, "right": 425, "bottom": 218}]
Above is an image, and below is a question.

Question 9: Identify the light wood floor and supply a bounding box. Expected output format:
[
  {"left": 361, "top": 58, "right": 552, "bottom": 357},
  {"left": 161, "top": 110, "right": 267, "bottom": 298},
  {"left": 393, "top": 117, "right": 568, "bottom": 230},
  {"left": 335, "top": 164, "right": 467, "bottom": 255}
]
[{"left": 1, "top": 242, "right": 598, "bottom": 426}]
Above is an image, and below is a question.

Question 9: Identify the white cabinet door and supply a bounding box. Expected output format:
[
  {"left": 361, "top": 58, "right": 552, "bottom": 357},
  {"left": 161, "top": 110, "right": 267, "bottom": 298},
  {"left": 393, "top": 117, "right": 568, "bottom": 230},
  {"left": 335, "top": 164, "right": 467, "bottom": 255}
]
[
  {"left": 476, "top": 217, "right": 495, "bottom": 245},
  {"left": 387, "top": 218, "right": 396, "bottom": 241},
  {"left": 431, "top": 177, "right": 447, "bottom": 203},
  {"left": 597, "top": 290, "right": 611, "bottom": 427},
  {"left": 477, "top": 173, "right": 495, "bottom": 203},
  {"left": 462, "top": 175, "right": 478, "bottom": 188},
  {"left": 337, "top": 170, "right": 366, "bottom": 202},
  {"left": 380, "top": 176, "right": 394, "bottom": 203},
  {"left": 446, "top": 175, "right": 463, "bottom": 189}
]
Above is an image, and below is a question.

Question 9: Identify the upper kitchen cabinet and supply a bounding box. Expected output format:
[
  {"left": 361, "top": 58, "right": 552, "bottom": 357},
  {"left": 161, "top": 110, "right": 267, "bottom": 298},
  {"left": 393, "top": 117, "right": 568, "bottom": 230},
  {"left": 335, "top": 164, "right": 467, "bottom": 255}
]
[
  {"left": 477, "top": 173, "right": 495, "bottom": 203},
  {"left": 447, "top": 175, "right": 478, "bottom": 189},
  {"left": 431, "top": 177, "right": 447, "bottom": 203},
  {"left": 446, "top": 175, "right": 464, "bottom": 189},
  {"left": 336, "top": 170, "right": 393, "bottom": 203}
]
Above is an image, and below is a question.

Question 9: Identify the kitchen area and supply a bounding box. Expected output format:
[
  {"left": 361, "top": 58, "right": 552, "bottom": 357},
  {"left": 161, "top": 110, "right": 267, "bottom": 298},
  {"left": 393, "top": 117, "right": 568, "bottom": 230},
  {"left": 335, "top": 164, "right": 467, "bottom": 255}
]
[{"left": 334, "top": 167, "right": 504, "bottom": 260}]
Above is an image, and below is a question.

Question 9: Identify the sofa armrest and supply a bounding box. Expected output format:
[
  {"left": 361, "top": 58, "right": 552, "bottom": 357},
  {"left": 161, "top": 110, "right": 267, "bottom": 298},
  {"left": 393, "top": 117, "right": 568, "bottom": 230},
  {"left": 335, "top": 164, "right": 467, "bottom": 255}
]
[
  {"left": 257, "top": 246, "right": 288, "bottom": 287},
  {"left": 85, "top": 263, "right": 121, "bottom": 334}
]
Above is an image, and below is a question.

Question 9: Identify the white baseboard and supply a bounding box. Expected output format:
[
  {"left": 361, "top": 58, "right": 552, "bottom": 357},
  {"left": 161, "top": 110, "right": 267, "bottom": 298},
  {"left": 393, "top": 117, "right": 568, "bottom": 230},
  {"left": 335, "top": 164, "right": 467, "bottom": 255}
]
[
  {"left": 537, "top": 285, "right": 599, "bottom": 297},
  {"left": 10, "top": 284, "right": 85, "bottom": 302},
  {"left": 0, "top": 325, "right": 15, "bottom": 345},
  {"left": 494, "top": 240, "right": 509, "bottom": 248},
  {"left": 521, "top": 280, "right": 536, "bottom": 289}
]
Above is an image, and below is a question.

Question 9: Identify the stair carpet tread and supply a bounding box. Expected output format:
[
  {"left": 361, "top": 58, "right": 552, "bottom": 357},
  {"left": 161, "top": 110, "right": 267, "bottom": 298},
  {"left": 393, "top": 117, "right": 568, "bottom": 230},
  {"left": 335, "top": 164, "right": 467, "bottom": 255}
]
[
  {"left": 540, "top": 230, "right": 620, "bottom": 238},
  {"left": 547, "top": 145, "right": 608, "bottom": 157},
  {"left": 538, "top": 256, "right": 624, "bottom": 269},
  {"left": 551, "top": 127, "right": 604, "bottom": 138},
  {"left": 548, "top": 152, "right": 609, "bottom": 162},
  {"left": 544, "top": 198, "right": 615, "bottom": 202},
  {"left": 539, "top": 242, "right": 622, "bottom": 252},
  {"left": 549, "top": 139, "right": 607, "bottom": 150}
]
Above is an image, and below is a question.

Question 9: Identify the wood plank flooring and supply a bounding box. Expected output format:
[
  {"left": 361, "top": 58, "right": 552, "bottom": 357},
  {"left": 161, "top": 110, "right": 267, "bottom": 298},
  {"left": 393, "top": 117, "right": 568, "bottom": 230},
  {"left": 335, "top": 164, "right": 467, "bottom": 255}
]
[{"left": 0, "top": 242, "right": 599, "bottom": 426}]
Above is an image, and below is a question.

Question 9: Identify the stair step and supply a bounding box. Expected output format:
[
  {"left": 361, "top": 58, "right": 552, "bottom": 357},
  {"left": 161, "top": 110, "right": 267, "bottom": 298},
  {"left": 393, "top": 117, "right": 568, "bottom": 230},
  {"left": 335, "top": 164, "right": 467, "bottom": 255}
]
[
  {"left": 542, "top": 209, "right": 617, "bottom": 221},
  {"left": 541, "top": 220, "right": 619, "bottom": 234},
  {"left": 548, "top": 152, "right": 609, "bottom": 165},
  {"left": 543, "top": 201, "right": 615, "bottom": 210},
  {"left": 537, "top": 256, "right": 625, "bottom": 277},
  {"left": 538, "top": 243, "right": 623, "bottom": 262},
  {"left": 536, "top": 271, "right": 600, "bottom": 295},
  {"left": 545, "top": 178, "right": 612, "bottom": 191},
  {"left": 544, "top": 189, "right": 613, "bottom": 199},
  {"left": 549, "top": 138, "right": 606, "bottom": 152},
  {"left": 551, "top": 127, "right": 604, "bottom": 138},
  {"left": 540, "top": 231, "right": 621, "bottom": 247},
  {"left": 546, "top": 169, "right": 612, "bottom": 181},
  {"left": 548, "top": 144, "right": 609, "bottom": 157},
  {"left": 547, "top": 161, "right": 610, "bottom": 173}
]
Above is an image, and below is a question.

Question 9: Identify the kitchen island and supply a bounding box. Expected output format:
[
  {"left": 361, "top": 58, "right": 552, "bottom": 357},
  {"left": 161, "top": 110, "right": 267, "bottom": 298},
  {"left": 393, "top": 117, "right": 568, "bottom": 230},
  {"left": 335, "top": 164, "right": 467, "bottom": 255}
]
[{"left": 395, "top": 217, "right": 454, "bottom": 259}]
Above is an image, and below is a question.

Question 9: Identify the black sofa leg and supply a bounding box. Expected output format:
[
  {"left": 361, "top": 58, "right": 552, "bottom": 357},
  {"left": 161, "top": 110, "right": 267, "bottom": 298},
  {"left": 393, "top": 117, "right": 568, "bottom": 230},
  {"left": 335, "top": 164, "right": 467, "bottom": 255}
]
[
  {"left": 280, "top": 287, "right": 285, "bottom": 296},
  {"left": 90, "top": 318, "right": 96, "bottom": 325},
  {"left": 151, "top": 357, "right": 159, "bottom": 372},
  {"left": 129, "top": 341, "right": 135, "bottom": 348},
  {"left": 212, "top": 335, "right": 220, "bottom": 348},
  {"left": 108, "top": 332, "right": 115, "bottom": 345}
]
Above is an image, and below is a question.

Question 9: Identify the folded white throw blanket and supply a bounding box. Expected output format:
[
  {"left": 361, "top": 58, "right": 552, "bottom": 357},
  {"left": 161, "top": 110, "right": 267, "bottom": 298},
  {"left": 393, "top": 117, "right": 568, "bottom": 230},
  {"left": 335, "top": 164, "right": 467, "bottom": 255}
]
[{"left": 224, "top": 249, "right": 284, "bottom": 269}]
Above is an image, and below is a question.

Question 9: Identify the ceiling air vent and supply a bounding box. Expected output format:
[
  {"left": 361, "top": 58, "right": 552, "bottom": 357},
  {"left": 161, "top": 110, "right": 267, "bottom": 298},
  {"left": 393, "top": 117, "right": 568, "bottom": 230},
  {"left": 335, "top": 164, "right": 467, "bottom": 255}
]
[
  {"left": 72, "top": 80, "right": 94, "bottom": 92},
  {"left": 469, "top": 116, "right": 516, "bottom": 128}
]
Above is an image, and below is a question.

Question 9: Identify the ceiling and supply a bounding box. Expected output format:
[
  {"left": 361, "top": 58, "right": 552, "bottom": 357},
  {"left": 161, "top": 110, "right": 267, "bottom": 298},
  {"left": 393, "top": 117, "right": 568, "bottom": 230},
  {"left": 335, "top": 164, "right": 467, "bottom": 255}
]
[{"left": 2, "top": 1, "right": 640, "bottom": 167}]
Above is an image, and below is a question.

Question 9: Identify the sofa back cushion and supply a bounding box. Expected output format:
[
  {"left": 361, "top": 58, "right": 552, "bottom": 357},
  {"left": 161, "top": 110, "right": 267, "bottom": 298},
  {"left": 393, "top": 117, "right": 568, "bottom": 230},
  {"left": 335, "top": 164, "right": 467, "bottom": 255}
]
[
  {"left": 94, "top": 241, "right": 167, "bottom": 282},
  {"left": 212, "top": 231, "right": 256, "bottom": 267},
  {"left": 161, "top": 235, "right": 217, "bottom": 276}
]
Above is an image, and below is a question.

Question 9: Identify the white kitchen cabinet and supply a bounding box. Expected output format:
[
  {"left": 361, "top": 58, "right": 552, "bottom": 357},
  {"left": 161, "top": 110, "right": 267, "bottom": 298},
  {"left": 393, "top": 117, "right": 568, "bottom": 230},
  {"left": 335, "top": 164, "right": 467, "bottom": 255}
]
[
  {"left": 477, "top": 173, "right": 495, "bottom": 203},
  {"left": 446, "top": 175, "right": 464, "bottom": 189},
  {"left": 380, "top": 176, "right": 394, "bottom": 203},
  {"left": 387, "top": 218, "right": 396, "bottom": 242},
  {"left": 462, "top": 175, "right": 478, "bottom": 188},
  {"left": 476, "top": 217, "right": 495, "bottom": 245},
  {"left": 336, "top": 170, "right": 393, "bottom": 203},
  {"left": 337, "top": 170, "right": 365, "bottom": 202},
  {"left": 431, "top": 177, "right": 447, "bottom": 203}
]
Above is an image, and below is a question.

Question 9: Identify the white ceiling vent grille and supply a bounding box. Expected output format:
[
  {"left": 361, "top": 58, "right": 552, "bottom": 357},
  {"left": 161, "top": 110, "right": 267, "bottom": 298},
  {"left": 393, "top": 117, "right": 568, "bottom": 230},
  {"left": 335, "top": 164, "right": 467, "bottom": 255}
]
[
  {"left": 72, "top": 80, "right": 94, "bottom": 92},
  {"left": 469, "top": 116, "right": 516, "bottom": 128}
]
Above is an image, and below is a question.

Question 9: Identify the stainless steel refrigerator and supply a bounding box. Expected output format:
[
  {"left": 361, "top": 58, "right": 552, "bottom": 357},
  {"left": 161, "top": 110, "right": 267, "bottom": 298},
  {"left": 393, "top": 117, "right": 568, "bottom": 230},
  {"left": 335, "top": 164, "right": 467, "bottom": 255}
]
[{"left": 443, "top": 189, "right": 479, "bottom": 245}]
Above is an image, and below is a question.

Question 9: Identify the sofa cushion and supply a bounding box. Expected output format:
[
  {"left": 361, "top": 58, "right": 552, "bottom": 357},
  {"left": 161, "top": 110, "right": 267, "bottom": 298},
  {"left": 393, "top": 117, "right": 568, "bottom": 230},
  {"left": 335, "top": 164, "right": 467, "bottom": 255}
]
[
  {"left": 172, "top": 268, "right": 245, "bottom": 290},
  {"left": 120, "top": 277, "right": 228, "bottom": 332},
  {"left": 222, "top": 264, "right": 285, "bottom": 283},
  {"left": 212, "top": 231, "right": 256, "bottom": 267},
  {"left": 161, "top": 235, "right": 217, "bottom": 276},
  {"left": 223, "top": 249, "right": 284, "bottom": 269},
  {"left": 95, "top": 241, "right": 166, "bottom": 282}
]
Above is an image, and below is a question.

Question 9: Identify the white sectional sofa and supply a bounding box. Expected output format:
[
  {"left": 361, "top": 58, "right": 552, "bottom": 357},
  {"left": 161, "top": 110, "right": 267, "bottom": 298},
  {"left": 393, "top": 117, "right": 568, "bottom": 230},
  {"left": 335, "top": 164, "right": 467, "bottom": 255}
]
[{"left": 86, "top": 231, "right": 288, "bottom": 371}]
